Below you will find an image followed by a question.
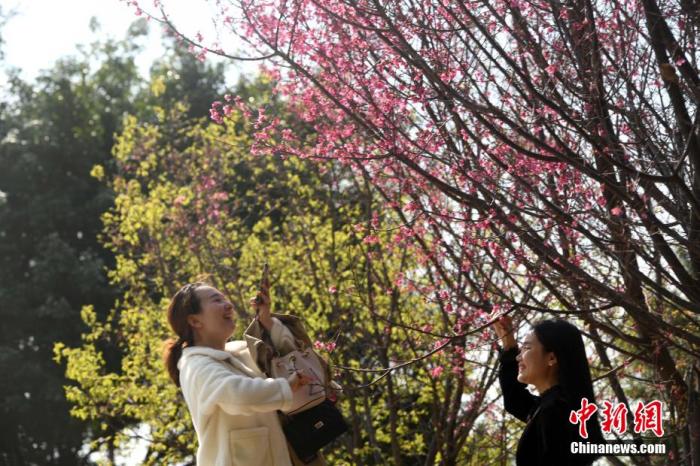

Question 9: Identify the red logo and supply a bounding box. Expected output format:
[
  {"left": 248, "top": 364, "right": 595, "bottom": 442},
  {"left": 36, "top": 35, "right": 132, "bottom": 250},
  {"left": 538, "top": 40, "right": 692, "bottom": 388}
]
[
  {"left": 633, "top": 400, "right": 664, "bottom": 437},
  {"left": 600, "top": 401, "right": 628, "bottom": 435},
  {"left": 569, "top": 398, "right": 598, "bottom": 439},
  {"left": 570, "top": 399, "right": 665, "bottom": 437}
]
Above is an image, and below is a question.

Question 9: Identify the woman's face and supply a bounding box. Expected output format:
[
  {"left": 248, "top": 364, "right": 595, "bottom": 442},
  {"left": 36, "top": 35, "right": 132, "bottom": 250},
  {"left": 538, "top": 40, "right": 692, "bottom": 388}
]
[
  {"left": 516, "top": 331, "right": 557, "bottom": 387},
  {"left": 187, "top": 286, "right": 236, "bottom": 343}
]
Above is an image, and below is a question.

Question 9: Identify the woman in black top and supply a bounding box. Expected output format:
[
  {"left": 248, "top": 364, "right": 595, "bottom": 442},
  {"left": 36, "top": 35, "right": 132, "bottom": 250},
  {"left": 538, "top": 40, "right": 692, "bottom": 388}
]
[{"left": 492, "top": 315, "right": 605, "bottom": 465}]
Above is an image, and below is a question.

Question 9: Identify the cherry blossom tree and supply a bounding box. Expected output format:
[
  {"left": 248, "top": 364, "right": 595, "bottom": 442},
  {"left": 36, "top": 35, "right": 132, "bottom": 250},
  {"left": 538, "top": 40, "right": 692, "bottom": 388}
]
[{"left": 127, "top": 0, "right": 700, "bottom": 463}]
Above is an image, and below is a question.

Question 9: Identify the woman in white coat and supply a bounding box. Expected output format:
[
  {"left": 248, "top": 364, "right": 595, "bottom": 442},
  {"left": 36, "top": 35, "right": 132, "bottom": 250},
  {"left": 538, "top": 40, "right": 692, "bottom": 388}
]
[{"left": 163, "top": 280, "right": 314, "bottom": 466}]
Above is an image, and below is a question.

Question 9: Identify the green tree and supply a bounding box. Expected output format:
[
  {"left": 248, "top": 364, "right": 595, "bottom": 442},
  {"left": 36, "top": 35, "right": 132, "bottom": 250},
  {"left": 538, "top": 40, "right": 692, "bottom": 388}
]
[
  {"left": 0, "top": 46, "right": 139, "bottom": 466},
  {"left": 0, "top": 19, "right": 230, "bottom": 465}
]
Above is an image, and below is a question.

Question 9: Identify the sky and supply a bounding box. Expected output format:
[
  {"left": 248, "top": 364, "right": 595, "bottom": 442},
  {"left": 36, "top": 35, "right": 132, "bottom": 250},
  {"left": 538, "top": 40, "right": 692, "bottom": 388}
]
[{"left": 1, "top": 0, "right": 254, "bottom": 83}]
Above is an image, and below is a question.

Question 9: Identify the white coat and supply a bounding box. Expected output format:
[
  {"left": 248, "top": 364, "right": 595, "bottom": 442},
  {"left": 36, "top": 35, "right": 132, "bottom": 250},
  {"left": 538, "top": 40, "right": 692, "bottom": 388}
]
[{"left": 178, "top": 318, "right": 299, "bottom": 466}]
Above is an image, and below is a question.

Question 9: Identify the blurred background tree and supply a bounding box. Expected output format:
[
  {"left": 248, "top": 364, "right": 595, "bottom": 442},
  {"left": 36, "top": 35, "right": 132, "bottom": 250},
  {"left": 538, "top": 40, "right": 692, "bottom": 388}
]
[{"left": 0, "top": 18, "right": 229, "bottom": 465}]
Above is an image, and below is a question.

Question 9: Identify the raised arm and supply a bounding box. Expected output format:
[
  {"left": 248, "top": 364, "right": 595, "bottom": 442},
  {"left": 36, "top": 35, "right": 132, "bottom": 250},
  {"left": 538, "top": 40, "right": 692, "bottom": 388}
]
[
  {"left": 181, "top": 355, "right": 294, "bottom": 417},
  {"left": 498, "top": 346, "right": 538, "bottom": 422},
  {"left": 492, "top": 314, "right": 538, "bottom": 422},
  {"left": 251, "top": 271, "right": 299, "bottom": 354}
]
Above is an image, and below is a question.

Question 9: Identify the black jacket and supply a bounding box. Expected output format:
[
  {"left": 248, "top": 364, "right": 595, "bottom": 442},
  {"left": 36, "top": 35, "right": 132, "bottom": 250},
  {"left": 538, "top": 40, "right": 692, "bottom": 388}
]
[{"left": 498, "top": 347, "right": 602, "bottom": 466}]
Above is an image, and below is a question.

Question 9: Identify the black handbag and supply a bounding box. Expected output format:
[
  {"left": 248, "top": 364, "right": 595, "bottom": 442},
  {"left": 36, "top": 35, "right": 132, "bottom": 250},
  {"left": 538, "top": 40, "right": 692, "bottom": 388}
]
[{"left": 282, "top": 398, "right": 349, "bottom": 463}]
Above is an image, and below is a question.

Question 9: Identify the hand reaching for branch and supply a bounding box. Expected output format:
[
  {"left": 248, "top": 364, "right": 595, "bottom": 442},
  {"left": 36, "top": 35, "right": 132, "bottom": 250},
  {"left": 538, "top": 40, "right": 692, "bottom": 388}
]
[
  {"left": 250, "top": 268, "right": 273, "bottom": 330},
  {"left": 491, "top": 313, "right": 517, "bottom": 350}
]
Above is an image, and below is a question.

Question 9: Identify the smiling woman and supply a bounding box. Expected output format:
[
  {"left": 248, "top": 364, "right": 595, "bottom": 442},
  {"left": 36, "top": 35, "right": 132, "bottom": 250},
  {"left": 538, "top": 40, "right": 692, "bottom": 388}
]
[
  {"left": 162, "top": 280, "right": 316, "bottom": 466},
  {"left": 186, "top": 285, "right": 238, "bottom": 349},
  {"left": 491, "top": 316, "right": 605, "bottom": 466}
]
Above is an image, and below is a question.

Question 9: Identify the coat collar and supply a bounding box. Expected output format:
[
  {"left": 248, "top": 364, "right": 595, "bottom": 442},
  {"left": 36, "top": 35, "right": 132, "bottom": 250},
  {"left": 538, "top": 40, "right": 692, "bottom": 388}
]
[
  {"left": 538, "top": 384, "right": 569, "bottom": 410},
  {"left": 178, "top": 341, "right": 261, "bottom": 378}
]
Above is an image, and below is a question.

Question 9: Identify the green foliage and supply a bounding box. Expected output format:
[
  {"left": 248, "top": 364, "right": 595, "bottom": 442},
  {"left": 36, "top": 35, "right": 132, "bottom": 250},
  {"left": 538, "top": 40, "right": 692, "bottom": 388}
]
[
  {"left": 0, "top": 19, "right": 230, "bottom": 465},
  {"left": 55, "top": 77, "right": 497, "bottom": 464},
  {"left": 0, "top": 32, "right": 141, "bottom": 466}
]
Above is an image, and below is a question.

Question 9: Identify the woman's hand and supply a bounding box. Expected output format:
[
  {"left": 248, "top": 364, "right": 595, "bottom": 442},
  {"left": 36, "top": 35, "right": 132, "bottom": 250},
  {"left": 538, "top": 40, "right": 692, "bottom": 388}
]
[
  {"left": 250, "top": 274, "right": 273, "bottom": 331},
  {"left": 491, "top": 312, "right": 517, "bottom": 350},
  {"left": 287, "top": 369, "right": 315, "bottom": 392}
]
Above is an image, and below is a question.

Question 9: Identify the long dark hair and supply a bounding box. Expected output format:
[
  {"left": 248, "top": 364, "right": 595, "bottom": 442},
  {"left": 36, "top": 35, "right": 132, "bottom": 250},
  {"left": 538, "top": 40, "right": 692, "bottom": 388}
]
[
  {"left": 163, "top": 281, "right": 208, "bottom": 387},
  {"left": 533, "top": 319, "right": 605, "bottom": 442}
]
